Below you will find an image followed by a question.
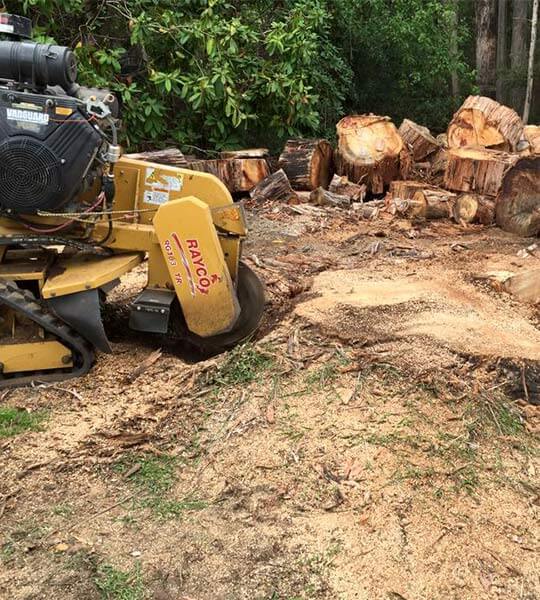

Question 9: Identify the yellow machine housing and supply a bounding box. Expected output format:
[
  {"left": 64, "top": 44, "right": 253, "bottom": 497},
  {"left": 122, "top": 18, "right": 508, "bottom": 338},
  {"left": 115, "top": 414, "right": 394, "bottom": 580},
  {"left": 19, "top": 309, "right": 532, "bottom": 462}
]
[{"left": 0, "top": 158, "right": 265, "bottom": 386}]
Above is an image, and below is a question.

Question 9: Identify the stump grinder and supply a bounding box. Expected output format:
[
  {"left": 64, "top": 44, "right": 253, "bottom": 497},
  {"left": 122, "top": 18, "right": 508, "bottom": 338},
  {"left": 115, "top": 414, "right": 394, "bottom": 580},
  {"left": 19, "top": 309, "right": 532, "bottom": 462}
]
[{"left": 0, "top": 15, "right": 265, "bottom": 387}]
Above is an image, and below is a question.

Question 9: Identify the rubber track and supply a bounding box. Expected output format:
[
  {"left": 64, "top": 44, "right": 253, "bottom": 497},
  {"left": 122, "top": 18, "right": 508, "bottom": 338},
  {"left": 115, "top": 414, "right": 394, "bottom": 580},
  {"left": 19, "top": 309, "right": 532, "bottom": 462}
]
[{"left": 0, "top": 280, "right": 94, "bottom": 388}]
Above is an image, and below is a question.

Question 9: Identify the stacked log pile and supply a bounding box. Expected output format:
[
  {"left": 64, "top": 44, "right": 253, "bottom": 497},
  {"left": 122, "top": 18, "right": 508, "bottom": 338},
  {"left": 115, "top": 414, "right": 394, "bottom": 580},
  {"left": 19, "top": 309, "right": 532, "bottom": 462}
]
[{"left": 133, "top": 94, "right": 538, "bottom": 237}]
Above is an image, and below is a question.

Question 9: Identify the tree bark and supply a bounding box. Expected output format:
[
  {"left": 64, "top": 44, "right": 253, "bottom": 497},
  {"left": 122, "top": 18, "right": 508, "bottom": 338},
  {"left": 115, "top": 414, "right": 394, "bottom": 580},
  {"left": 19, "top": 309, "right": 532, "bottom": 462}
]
[
  {"left": 124, "top": 147, "right": 188, "bottom": 167},
  {"left": 328, "top": 174, "right": 366, "bottom": 202},
  {"left": 188, "top": 158, "right": 270, "bottom": 193},
  {"left": 335, "top": 115, "right": 404, "bottom": 194},
  {"left": 309, "top": 187, "right": 351, "bottom": 208},
  {"left": 447, "top": 95, "right": 524, "bottom": 151},
  {"left": 496, "top": 156, "right": 540, "bottom": 235},
  {"left": 278, "top": 139, "right": 334, "bottom": 191},
  {"left": 497, "top": 0, "right": 508, "bottom": 102},
  {"left": 510, "top": 0, "right": 529, "bottom": 112},
  {"left": 523, "top": 0, "right": 539, "bottom": 123},
  {"left": 249, "top": 169, "right": 297, "bottom": 203},
  {"left": 412, "top": 189, "right": 457, "bottom": 219},
  {"left": 476, "top": 0, "right": 498, "bottom": 97},
  {"left": 444, "top": 147, "right": 519, "bottom": 196},
  {"left": 398, "top": 119, "right": 440, "bottom": 161}
]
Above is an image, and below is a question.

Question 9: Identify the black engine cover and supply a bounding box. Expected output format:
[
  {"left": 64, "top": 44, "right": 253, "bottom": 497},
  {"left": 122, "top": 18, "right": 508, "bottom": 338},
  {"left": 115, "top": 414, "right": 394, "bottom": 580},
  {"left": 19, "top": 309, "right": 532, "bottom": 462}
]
[{"left": 0, "top": 89, "right": 102, "bottom": 213}]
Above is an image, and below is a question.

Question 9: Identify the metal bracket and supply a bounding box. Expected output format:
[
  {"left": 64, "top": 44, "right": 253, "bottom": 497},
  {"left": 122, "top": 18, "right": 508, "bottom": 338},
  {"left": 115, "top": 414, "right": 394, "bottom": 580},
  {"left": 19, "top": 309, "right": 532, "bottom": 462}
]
[{"left": 129, "top": 288, "right": 176, "bottom": 334}]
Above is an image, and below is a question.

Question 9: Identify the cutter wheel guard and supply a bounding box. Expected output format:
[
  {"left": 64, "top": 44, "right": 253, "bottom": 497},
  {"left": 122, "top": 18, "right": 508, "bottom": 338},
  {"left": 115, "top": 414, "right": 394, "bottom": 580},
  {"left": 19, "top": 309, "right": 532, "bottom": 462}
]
[{"left": 0, "top": 16, "right": 265, "bottom": 387}]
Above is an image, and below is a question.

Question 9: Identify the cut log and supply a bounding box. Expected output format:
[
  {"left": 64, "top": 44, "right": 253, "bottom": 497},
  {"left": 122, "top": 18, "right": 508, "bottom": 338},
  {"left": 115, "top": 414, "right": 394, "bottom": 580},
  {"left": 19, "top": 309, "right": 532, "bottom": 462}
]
[
  {"left": 219, "top": 148, "right": 269, "bottom": 159},
  {"left": 328, "top": 174, "right": 366, "bottom": 202},
  {"left": 355, "top": 200, "right": 385, "bottom": 219},
  {"left": 444, "top": 147, "right": 519, "bottom": 196},
  {"left": 504, "top": 269, "right": 540, "bottom": 304},
  {"left": 412, "top": 189, "right": 457, "bottom": 219},
  {"left": 249, "top": 169, "right": 297, "bottom": 203},
  {"left": 309, "top": 187, "right": 351, "bottom": 208},
  {"left": 452, "top": 193, "right": 496, "bottom": 225},
  {"left": 295, "top": 191, "right": 312, "bottom": 203},
  {"left": 447, "top": 95, "right": 524, "bottom": 151},
  {"left": 388, "top": 180, "right": 440, "bottom": 201},
  {"left": 398, "top": 119, "right": 440, "bottom": 161},
  {"left": 335, "top": 115, "right": 404, "bottom": 194},
  {"left": 386, "top": 182, "right": 456, "bottom": 219},
  {"left": 124, "top": 147, "right": 188, "bottom": 167},
  {"left": 495, "top": 156, "right": 540, "bottom": 236},
  {"left": 278, "top": 138, "right": 334, "bottom": 191},
  {"left": 523, "top": 125, "right": 540, "bottom": 154},
  {"left": 188, "top": 158, "right": 270, "bottom": 193}
]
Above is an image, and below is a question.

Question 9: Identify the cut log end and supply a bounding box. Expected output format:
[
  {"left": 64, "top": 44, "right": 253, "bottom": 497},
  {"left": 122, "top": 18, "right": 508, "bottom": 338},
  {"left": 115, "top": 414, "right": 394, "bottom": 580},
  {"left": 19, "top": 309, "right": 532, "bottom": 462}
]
[
  {"left": 335, "top": 114, "right": 404, "bottom": 194},
  {"left": 250, "top": 169, "right": 297, "bottom": 203},
  {"left": 278, "top": 138, "right": 334, "bottom": 191},
  {"left": 496, "top": 156, "right": 540, "bottom": 236}
]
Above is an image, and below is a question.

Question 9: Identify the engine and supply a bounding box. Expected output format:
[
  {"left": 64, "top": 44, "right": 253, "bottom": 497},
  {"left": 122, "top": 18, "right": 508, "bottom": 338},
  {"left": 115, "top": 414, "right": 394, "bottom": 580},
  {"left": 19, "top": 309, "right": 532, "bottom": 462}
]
[{"left": 0, "top": 14, "right": 119, "bottom": 214}]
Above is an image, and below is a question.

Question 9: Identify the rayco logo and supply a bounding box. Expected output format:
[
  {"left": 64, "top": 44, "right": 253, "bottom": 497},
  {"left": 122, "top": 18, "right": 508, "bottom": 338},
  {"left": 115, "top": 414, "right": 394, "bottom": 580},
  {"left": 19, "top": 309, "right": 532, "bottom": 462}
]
[{"left": 169, "top": 233, "right": 221, "bottom": 296}]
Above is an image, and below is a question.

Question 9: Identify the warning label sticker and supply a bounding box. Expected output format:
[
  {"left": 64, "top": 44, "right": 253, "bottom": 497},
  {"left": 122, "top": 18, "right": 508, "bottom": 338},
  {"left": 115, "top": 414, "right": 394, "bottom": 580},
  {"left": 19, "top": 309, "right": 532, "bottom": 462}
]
[
  {"left": 143, "top": 190, "right": 169, "bottom": 205},
  {"left": 145, "top": 168, "right": 183, "bottom": 192}
]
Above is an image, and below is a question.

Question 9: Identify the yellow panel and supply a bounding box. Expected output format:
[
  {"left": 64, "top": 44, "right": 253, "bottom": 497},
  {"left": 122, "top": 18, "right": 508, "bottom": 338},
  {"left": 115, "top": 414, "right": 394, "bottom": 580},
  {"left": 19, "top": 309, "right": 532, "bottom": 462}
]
[
  {"left": 42, "top": 253, "right": 143, "bottom": 299},
  {"left": 0, "top": 340, "right": 72, "bottom": 373},
  {"left": 153, "top": 197, "right": 239, "bottom": 337},
  {"left": 211, "top": 203, "right": 247, "bottom": 236}
]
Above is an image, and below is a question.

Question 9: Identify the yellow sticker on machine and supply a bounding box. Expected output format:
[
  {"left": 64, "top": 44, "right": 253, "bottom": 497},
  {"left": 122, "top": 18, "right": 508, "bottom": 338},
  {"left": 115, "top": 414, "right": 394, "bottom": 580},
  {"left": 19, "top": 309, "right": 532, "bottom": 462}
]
[{"left": 153, "top": 197, "right": 239, "bottom": 338}]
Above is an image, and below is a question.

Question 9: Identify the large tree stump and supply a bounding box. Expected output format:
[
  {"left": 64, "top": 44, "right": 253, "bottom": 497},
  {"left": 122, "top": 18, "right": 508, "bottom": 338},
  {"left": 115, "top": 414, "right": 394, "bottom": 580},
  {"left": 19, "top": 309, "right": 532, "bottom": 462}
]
[
  {"left": 328, "top": 174, "right": 366, "bottom": 202},
  {"left": 124, "top": 147, "right": 188, "bottom": 167},
  {"left": 335, "top": 115, "right": 404, "bottom": 194},
  {"left": 447, "top": 95, "right": 524, "bottom": 151},
  {"left": 398, "top": 119, "right": 440, "bottom": 161},
  {"left": 496, "top": 157, "right": 540, "bottom": 236},
  {"left": 188, "top": 158, "right": 269, "bottom": 193},
  {"left": 452, "top": 193, "right": 496, "bottom": 225},
  {"left": 249, "top": 169, "right": 297, "bottom": 203},
  {"left": 444, "top": 147, "right": 519, "bottom": 196},
  {"left": 278, "top": 139, "right": 334, "bottom": 191}
]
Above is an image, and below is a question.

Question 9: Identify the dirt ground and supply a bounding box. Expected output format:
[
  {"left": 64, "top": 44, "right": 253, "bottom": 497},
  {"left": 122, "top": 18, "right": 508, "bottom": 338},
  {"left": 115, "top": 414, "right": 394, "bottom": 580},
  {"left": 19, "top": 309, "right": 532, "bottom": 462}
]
[{"left": 0, "top": 202, "right": 539, "bottom": 600}]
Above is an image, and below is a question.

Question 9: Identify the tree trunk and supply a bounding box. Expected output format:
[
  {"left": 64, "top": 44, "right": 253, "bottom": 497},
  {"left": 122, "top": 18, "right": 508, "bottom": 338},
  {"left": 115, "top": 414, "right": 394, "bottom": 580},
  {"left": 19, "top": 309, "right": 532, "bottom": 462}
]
[
  {"left": 476, "top": 0, "right": 498, "bottom": 97},
  {"left": 523, "top": 0, "right": 539, "bottom": 123},
  {"left": 447, "top": 0, "right": 461, "bottom": 98},
  {"left": 496, "top": 0, "right": 508, "bottom": 102},
  {"left": 309, "top": 187, "right": 351, "bottom": 208},
  {"left": 453, "top": 193, "right": 496, "bottom": 224},
  {"left": 335, "top": 115, "right": 404, "bottom": 194},
  {"left": 447, "top": 95, "right": 524, "bottom": 151},
  {"left": 444, "top": 147, "right": 519, "bottom": 196},
  {"left": 278, "top": 139, "right": 334, "bottom": 191},
  {"left": 496, "top": 156, "right": 540, "bottom": 235},
  {"left": 188, "top": 158, "right": 270, "bottom": 193},
  {"left": 124, "top": 147, "right": 188, "bottom": 167},
  {"left": 328, "top": 174, "right": 366, "bottom": 202},
  {"left": 398, "top": 119, "right": 440, "bottom": 161},
  {"left": 249, "top": 169, "right": 297, "bottom": 203},
  {"left": 510, "top": 0, "right": 529, "bottom": 113}
]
